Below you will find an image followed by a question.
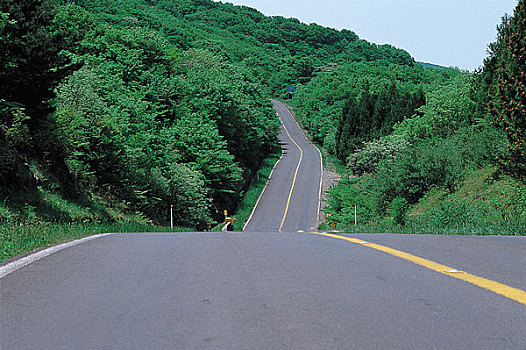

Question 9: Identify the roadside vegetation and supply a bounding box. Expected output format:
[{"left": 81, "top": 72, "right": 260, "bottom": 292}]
[
  {"left": 1, "top": 0, "right": 417, "bottom": 259},
  {"left": 1, "top": 0, "right": 524, "bottom": 262},
  {"left": 0, "top": 184, "right": 191, "bottom": 261},
  {"left": 297, "top": 1, "right": 526, "bottom": 235},
  {"left": 0, "top": 221, "right": 192, "bottom": 262}
]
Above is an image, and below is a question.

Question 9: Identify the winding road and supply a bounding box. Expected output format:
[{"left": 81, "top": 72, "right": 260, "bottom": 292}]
[
  {"left": 244, "top": 100, "right": 322, "bottom": 233},
  {"left": 1, "top": 101, "right": 525, "bottom": 349}
]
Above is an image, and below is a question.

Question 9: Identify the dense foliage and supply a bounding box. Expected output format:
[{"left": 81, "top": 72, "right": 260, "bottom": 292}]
[
  {"left": 293, "top": 1, "right": 525, "bottom": 234},
  {"left": 484, "top": 0, "right": 526, "bottom": 177},
  {"left": 1, "top": 0, "right": 418, "bottom": 228},
  {"left": 1, "top": 0, "right": 76, "bottom": 192},
  {"left": 294, "top": 62, "right": 459, "bottom": 154},
  {"left": 2, "top": 0, "right": 522, "bottom": 234},
  {"left": 335, "top": 81, "right": 425, "bottom": 160}
]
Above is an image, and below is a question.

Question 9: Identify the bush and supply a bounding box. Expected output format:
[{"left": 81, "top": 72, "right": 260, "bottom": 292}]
[
  {"left": 455, "top": 126, "right": 508, "bottom": 168},
  {"left": 348, "top": 134, "right": 409, "bottom": 175},
  {"left": 374, "top": 136, "right": 467, "bottom": 206},
  {"left": 388, "top": 197, "right": 409, "bottom": 225},
  {"left": 325, "top": 175, "right": 378, "bottom": 227}
]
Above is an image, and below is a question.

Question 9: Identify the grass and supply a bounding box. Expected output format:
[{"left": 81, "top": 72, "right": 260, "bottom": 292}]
[
  {"left": 321, "top": 167, "right": 525, "bottom": 236},
  {"left": 0, "top": 184, "right": 193, "bottom": 262},
  {"left": 0, "top": 220, "right": 192, "bottom": 262},
  {"left": 319, "top": 221, "right": 526, "bottom": 236},
  {"left": 405, "top": 167, "right": 525, "bottom": 235},
  {"left": 229, "top": 152, "right": 281, "bottom": 231}
]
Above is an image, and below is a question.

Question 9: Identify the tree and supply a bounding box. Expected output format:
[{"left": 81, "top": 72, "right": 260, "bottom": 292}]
[
  {"left": 335, "top": 92, "right": 361, "bottom": 160},
  {"left": 487, "top": 0, "right": 526, "bottom": 177},
  {"left": 0, "top": 0, "right": 71, "bottom": 120},
  {"left": 172, "top": 114, "right": 243, "bottom": 207},
  {"left": 334, "top": 80, "right": 426, "bottom": 161},
  {"left": 0, "top": 0, "right": 76, "bottom": 192}
]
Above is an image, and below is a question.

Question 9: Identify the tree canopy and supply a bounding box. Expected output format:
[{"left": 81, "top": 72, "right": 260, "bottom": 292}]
[
  {"left": 5, "top": 0, "right": 519, "bottom": 232},
  {"left": 1, "top": 0, "right": 420, "bottom": 227}
]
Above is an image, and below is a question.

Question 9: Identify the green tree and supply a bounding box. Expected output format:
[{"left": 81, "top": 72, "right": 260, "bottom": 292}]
[
  {"left": 487, "top": 0, "right": 526, "bottom": 177},
  {"left": 0, "top": 0, "right": 76, "bottom": 192},
  {"left": 334, "top": 80, "right": 426, "bottom": 161},
  {"left": 0, "top": 0, "right": 71, "bottom": 121},
  {"left": 393, "top": 74, "right": 474, "bottom": 141},
  {"left": 335, "top": 92, "right": 361, "bottom": 160},
  {"left": 172, "top": 114, "right": 243, "bottom": 206}
]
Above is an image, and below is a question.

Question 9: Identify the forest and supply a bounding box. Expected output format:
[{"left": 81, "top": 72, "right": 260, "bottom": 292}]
[
  {"left": 0, "top": 0, "right": 420, "bottom": 250},
  {"left": 1, "top": 0, "right": 525, "bottom": 259}
]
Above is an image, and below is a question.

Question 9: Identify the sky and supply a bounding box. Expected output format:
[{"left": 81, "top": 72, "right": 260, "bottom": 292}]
[{"left": 213, "top": 0, "right": 518, "bottom": 71}]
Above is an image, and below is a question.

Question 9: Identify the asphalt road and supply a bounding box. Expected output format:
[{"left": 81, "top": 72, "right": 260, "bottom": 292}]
[
  {"left": 1, "top": 232, "right": 525, "bottom": 349},
  {"left": 244, "top": 100, "right": 322, "bottom": 233},
  {"left": 1, "top": 102, "right": 525, "bottom": 349}
]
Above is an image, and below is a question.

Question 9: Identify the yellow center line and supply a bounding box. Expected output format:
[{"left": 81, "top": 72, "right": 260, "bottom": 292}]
[
  {"left": 278, "top": 117, "right": 304, "bottom": 233},
  {"left": 308, "top": 231, "right": 526, "bottom": 306}
]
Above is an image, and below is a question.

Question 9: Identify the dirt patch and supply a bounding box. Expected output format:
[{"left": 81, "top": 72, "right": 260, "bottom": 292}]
[{"left": 319, "top": 166, "right": 340, "bottom": 223}]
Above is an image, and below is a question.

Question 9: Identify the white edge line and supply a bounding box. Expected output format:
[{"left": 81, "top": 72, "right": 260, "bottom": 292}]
[
  {"left": 315, "top": 140, "right": 323, "bottom": 228},
  {"left": 279, "top": 101, "right": 324, "bottom": 229},
  {"left": 0, "top": 233, "right": 115, "bottom": 278},
  {"left": 244, "top": 102, "right": 287, "bottom": 231},
  {"left": 243, "top": 144, "right": 284, "bottom": 231}
]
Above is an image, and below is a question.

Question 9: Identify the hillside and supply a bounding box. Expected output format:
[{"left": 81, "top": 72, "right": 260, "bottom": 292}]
[
  {"left": 0, "top": 0, "right": 418, "bottom": 234},
  {"left": 2, "top": 0, "right": 523, "bottom": 255},
  {"left": 295, "top": 1, "right": 526, "bottom": 235}
]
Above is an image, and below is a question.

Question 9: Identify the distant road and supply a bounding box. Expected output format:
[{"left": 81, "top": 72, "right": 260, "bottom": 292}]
[
  {"left": 244, "top": 100, "right": 322, "bottom": 233},
  {"left": 1, "top": 101, "right": 525, "bottom": 349}
]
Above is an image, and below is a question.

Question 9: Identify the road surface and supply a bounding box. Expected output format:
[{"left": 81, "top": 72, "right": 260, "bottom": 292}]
[
  {"left": 1, "top": 102, "right": 525, "bottom": 349},
  {"left": 244, "top": 100, "right": 322, "bottom": 233}
]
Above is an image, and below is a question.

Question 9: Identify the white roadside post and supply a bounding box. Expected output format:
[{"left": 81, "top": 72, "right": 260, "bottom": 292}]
[
  {"left": 170, "top": 205, "right": 174, "bottom": 231},
  {"left": 222, "top": 210, "right": 229, "bottom": 232},
  {"left": 354, "top": 203, "right": 357, "bottom": 226}
]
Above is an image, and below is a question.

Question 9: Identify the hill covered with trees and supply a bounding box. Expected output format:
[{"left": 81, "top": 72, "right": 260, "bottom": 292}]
[
  {"left": 292, "top": 1, "right": 526, "bottom": 234},
  {"left": 2, "top": 0, "right": 523, "bottom": 257},
  {"left": 0, "top": 0, "right": 420, "bottom": 239}
]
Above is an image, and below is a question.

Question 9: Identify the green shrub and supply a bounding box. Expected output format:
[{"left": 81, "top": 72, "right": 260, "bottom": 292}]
[
  {"left": 388, "top": 197, "right": 409, "bottom": 225},
  {"left": 324, "top": 175, "right": 378, "bottom": 227},
  {"left": 374, "top": 136, "right": 467, "bottom": 208},
  {"left": 348, "top": 134, "right": 409, "bottom": 175}
]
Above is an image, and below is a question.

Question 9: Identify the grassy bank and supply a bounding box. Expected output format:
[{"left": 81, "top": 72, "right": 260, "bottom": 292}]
[
  {"left": 0, "top": 185, "right": 194, "bottom": 262},
  {"left": 0, "top": 221, "right": 192, "bottom": 262},
  {"left": 230, "top": 152, "right": 282, "bottom": 231},
  {"left": 321, "top": 167, "right": 525, "bottom": 236},
  {"left": 319, "top": 221, "right": 526, "bottom": 236}
]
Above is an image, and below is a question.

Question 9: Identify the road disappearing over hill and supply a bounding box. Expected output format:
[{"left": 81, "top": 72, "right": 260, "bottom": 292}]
[
  {"left": 244, "top": 100, "right": 322, "bottom": 233},
  {"left": 1, "top": 102, "right": 525, "bottom": 349}
]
